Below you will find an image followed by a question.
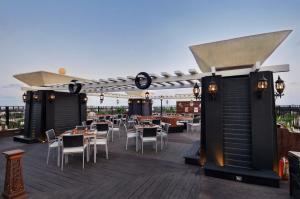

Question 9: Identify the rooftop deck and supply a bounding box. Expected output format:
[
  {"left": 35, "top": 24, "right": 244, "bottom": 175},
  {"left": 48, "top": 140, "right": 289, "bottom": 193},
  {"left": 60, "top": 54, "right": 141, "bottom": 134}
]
[{"left": 0, "top": 131, "right": 289, "bottom": 199}]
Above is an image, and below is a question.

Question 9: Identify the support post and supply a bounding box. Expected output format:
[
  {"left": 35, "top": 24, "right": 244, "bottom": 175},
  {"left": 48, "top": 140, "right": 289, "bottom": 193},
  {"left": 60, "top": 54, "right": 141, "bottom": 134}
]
[
  {"left": 2, "top": 149, "right": 27, "bottom": 199},
  {"left": 160, "top": 99, "right": 163, "bottom": 116},
  {"left": 5, "top": 106, "right": 9, "bottom": 129}
]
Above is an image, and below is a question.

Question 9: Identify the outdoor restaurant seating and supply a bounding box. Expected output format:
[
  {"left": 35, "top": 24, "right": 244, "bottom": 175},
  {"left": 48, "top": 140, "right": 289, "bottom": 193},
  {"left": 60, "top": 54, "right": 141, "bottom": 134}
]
[
  {"left": 123, "top": 123, "right": 138, "bottom": 151},
  {"left": 91, "top": 123, "right": 109, "bottom": 159},
  {"left": 45, "top": 129, "right": 60, "bottom": 165},
  {"left": 140, "top": 127, "right": 158, "bottom": 154},
  {"left": 158, "top": 123, "right": 170, "bottom": 150},
  {"left": 187, "top": 117, "right": 201, "bottom": 133},
  {"left": 110, "top": 119, "right": 120, "bottom": 142},
  {"left": 61, "top": 134, "right": 89, "bottom": 171}
]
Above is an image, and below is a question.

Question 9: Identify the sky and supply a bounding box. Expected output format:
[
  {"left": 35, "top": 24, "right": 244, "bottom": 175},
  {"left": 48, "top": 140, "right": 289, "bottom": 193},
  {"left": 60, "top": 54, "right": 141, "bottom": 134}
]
[{"left": 0, "top": 0, "right": 299, "bottom": 106}]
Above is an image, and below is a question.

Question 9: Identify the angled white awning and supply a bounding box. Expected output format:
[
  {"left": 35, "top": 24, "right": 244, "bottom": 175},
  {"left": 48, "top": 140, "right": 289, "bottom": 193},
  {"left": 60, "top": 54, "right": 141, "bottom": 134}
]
[
  {"left": 13, "top": 71, "right": 88, "bottom": 87},
  {"left": 190, "top": 30, "right": 292, "bottom": 72}
]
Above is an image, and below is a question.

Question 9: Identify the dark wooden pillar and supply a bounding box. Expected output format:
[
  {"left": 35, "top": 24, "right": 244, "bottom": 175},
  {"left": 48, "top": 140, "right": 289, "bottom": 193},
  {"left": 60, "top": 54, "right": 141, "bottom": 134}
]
[
  {"left": 5, "top": 107, "right": 9, "bottom": 129},
  {"left": 2, "top": 149, "right": 27, "bottom": 199}
]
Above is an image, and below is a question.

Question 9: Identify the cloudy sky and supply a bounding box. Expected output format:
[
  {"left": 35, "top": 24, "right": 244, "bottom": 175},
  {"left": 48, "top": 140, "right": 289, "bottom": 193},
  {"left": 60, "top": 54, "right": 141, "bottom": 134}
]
[{"left": 0, "top": 0, "right": 299, "bottom": 106}]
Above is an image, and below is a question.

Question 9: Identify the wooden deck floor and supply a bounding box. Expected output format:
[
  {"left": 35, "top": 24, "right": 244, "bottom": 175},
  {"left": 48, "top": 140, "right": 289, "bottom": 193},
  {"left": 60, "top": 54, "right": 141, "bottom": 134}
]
[{"left": 0, "top": 131, "right": 290, "bottom": 199}]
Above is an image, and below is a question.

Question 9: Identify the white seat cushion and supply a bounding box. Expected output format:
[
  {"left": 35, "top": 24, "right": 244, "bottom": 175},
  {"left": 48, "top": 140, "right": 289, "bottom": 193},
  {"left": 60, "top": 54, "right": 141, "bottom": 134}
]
[
  {"left": 141, "top": 137, "right": 157, "bottom": 142},
  {"left": 97, "top": 131, "right": 107, "bottom": 136},
  {"left": 63, "top": 145, "right": 87, "bottom": 154},
  {"left": 127, "top": 132, "right": 137, "bottom": 138},
  {"left": 95, "top": 138, "right": 107, "bottom": 145},
  {"left": 110, "top": 128, "right": 119, "bottom": 131},
  {"left": 49, "top": 141, "right": 60, "bottom": 148}
]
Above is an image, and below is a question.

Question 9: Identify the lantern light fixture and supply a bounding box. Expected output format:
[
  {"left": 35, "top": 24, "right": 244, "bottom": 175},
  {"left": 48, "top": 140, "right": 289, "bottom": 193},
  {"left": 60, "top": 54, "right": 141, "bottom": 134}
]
[
  {"left": 100, "top": 93, "right": 104, "bottom": 104},
  {"left": 48, "top": 93, "right": 56, "bottom": 102},
  {"left": 116, "top": 97, "right": 119, "bottom": 105},
  {"left": 145, "top": 91, "right": 150, "bottom": 100},
  {"left": 193, "top": 83, "right": 200, "bottom": 100},
  {"left": 22, "top": 93, "right": 27, "bottom": 103},
  {"left": 33, "top": 93, "right": 39, "bottom": 101},
  {"left": 275, "top": 76, "right": 285, "bottom": 98},
  {"left": 257, "top": 75, "right": 268, "bottom": 93},
  {"left": 83, "top": 96, "right": 88, "bottom": 103},
  {"left": 208, "top": 80, "right": 218, "bottom": 99}
]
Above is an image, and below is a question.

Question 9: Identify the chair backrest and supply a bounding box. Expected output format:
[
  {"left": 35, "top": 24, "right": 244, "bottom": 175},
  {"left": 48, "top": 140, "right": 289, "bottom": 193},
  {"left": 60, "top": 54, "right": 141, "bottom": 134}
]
[
  {"left": 142, "top": 127, "right": 157, "bottom": 137},
  {"left": 152, "top": 119, "right": 161, "bottom": 125},
  {"left": 163, "top": 123, "right": 170, "bottom": 133},
  {"left": 46, "top": 129, "right": 56, "bottom": 143},
  {"left": 113, "top": 119, "right": 119, "bottom": 125},
  {"left": 99, "top": 119, "right": 106, "bottom": 123},
  {"left": 96, "top": 123, "right": 109, "bottom": 131},
  {"left": 193, "top": 117, "right": 200, "bottom": 123},
  {"left": 76, "top": 126, "right": 86, "bottom": 131},
  {"left": 62, "top": 134, "right": 83, "bottom": 148},
  {"left": 82, "top": 121, "right": 87, "bottom": 127},
  {"left": 117, "top": 114, "right": 122, "bottom": 119},
  {"left": 99, "top": 116, "right": 105, "bottom": 120},
  {"left": 86, "top": 120, "right": 93, "bottom": 125},
  {"left": 105, "top": 115, "right": 111, "bottom": 120}
]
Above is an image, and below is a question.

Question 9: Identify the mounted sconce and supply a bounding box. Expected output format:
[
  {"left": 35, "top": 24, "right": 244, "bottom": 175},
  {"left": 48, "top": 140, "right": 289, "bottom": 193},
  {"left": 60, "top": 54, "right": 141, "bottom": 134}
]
[
  {"left": 99, "top": 93, "right": 104, "bottom": 104},
  {"left": 145, "top": 91, "right": 149, "bottom": 100},
  {"left": 48, "top": 93, "right": 56, "bottom": 102},
  {"left": 208, "top": 80, "right": 218, "bottom": 99},
  {"left": 22, "top": 93, "right": 27, "bottom": 103},
  {"left": 116, "top": 97, "right": 119, "bottom": 105},
  {"left": 33, "top": 92, "right": 40, "bottom": 101},
  {"left": 137, "top": 100, "right": 141, "bottom": 104},
  {"left": 128, "top": 99, "right": 132, "bottom": 104},
  {"left": 82, "top": 96, "right": 88, "bottom": 103},
  {"left": 275, "top": 76, "right": 285, "bottom": 98},
  {"left": 193, "top": 83, "right": 200, "bottom": 100},
  {"left": 256, "top": 75, "right": 268, "bottom": 98},
  {"left": 166, "top": 99, "right": 169, "bottom": 105}
]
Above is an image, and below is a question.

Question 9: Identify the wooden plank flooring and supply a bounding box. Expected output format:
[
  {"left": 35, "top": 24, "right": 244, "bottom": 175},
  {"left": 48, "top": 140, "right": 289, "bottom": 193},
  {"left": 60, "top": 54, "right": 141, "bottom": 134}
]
[{"left": 0, "top": 131, "right": 290, "bottom": 199}]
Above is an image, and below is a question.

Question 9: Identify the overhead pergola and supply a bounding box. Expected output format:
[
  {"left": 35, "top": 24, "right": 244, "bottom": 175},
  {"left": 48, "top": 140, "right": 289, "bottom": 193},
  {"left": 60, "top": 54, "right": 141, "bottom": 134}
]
[{"left": 14, "top": 30, "right": 291, "bottom": 98}]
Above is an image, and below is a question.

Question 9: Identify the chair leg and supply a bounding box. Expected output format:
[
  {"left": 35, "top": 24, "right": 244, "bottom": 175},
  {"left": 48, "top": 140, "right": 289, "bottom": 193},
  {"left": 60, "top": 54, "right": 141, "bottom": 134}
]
[
  {"left": 83, "top": 151, "right": 85, "bottom": 169},
  {"left": 126, "top": 137, "right": 128, "bottom": 150},
  {"left": 47, "top": 147, "right": 50, "bottom": 165},
  {"left": 105, "top": 144, "right": 108, "bottom": 159},
  {"left": 142, "top": 141, "right": 143, "bottom": 155},
  {"left": 156, "top": 141, "right": 157, "bottom": 153},
  {"left": 112, "top": 130, "right": 114, "bottom": 142},
  {"left": 136, "top": 136, "right": 138, "bottom": 152},
  {"left": 61, "top": 153, "right": 64, "bottom": 171},
  {"left": 161, "top": 135, "right": 163, "bottom": 150}
]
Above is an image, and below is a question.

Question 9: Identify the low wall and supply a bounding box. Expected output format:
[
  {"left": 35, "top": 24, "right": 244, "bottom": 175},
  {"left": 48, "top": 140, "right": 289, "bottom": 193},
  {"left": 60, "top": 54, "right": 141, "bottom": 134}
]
[{"left": 277, "top": 127, "right": 300, "bottom": 158}]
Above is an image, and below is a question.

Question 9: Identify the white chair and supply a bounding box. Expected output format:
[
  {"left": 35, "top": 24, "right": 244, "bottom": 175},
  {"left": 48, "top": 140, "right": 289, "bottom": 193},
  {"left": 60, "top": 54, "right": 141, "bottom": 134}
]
[
  {"left": 158, "top": 123, "right": 170, "bottom": 150},
  {"left": 92, "top": 123, "right": 109, "bottom": 159},
  {"left": 109, "top": 120, "right": 120, "bottom": 142},
  {"left": 187, "top": 117, "right": 201, "bottom": 133},
  {"left": 61, "top": 134, "right": 88, "bottom": 171},
  {"left": 140, "top": 127, "right": 158, "bottom": 154},
  {"left": 123, "top": 123, "right": 138, "bottom": 151},
  {"left": 45, "top": 129, "right": 60, "bottom": 165}
]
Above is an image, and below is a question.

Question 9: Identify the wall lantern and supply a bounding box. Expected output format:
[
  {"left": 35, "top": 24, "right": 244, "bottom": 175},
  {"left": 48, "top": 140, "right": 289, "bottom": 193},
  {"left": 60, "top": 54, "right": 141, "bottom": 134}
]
[
  {"left": 48, "top": 93, "right": 56, "bottom": 102},
  {"left": 128, "top": 99, "right": 132, "bottom": 104},
  {"left": 99, "top": 93, "right": 104, "bottom": 104},
  {"left": 33, "top": 93, "right": 39, "bottom": 101},
  {"left": 193, "top": 83, "right": 200, "bottom": 100},
  {"left": 208, "top": 80, "right": 218, "bottom": 99},
  {"left": 275, "top": 76, "right": 285, "bottom": 98},
  {"left": 145, "top": 91, "right": 150, "bottom": 100},
  {"left": 116, "top": 97, "right": 119, "bottom": 105},
  {"left": 22, "top": 93, "right": 27, "bottom": 103},
  {"left": 82, "top": 96, "right": 88, "bottom": 103},
  {"left": 257, "top": 75, "right": 268, "bottom": 92}
]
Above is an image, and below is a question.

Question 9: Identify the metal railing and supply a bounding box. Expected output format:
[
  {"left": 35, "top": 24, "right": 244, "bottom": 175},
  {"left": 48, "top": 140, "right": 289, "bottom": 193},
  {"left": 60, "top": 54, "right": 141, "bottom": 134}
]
[{"left": 0, "top": 106, "right": 25, "bottom": 131}]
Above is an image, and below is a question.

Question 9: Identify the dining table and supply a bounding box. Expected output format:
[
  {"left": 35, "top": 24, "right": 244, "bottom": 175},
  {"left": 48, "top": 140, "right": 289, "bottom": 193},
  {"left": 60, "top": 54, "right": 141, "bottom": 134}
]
[{"left": 57, "top": 129, "right": 98, "bottom": 167}]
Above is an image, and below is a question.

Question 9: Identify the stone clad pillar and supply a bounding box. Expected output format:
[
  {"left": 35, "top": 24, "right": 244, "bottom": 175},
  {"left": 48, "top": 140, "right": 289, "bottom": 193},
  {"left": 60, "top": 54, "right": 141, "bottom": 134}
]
[{"left": 2, "top": 149, "right": 27, "bottom": 199}]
